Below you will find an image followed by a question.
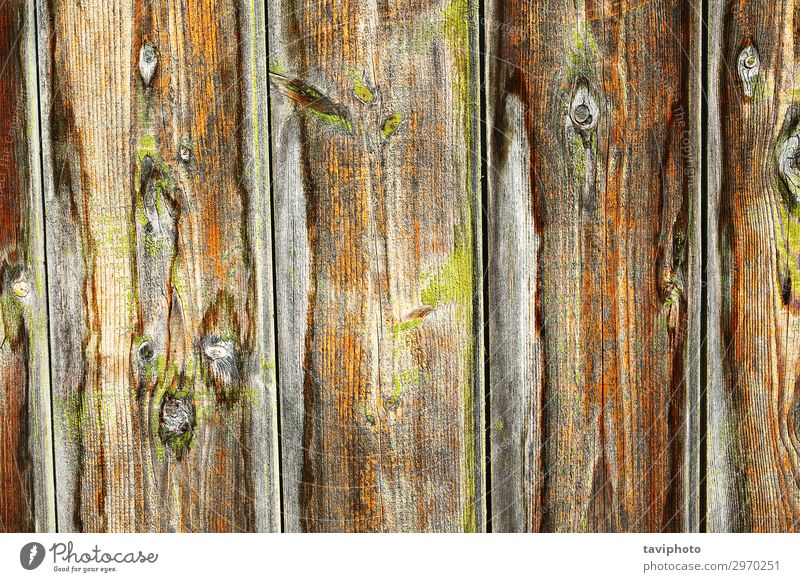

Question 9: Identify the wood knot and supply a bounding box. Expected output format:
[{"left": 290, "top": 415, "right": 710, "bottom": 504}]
[
  {"left": 161, "top": 397, "right": 193, "bottom": 436},
  {"left": 137, "top": 340, "right": 155, "bottom": 362},
  {"left": 778, "top": 136, "right": 800, "bottom": 203},
  {"left": 737, "top": 45, "right": 760, "bottom": 98},
  {"left": 776, "top": 108, "right": 800, "bottom": 206},
  {"left": 139, "top": 43, "right": 158, "bottom": 86},
  {"left": 178, "top": 143, "right": 192, "bottom": 163},
  {"left": 203, "top": 336, "right": 237, "bottom": 389},
  {"left": 159, "top": 394, "right": 195, "bottom": 458},
  {"left": 570, "top": 83, "right": 599, "bottom": 132},
  {"left": 139, "top": 155, "right": 154, "bottom": 188},
  {"left": 12, "top": 277, "right": 31, "bottom": 299}
]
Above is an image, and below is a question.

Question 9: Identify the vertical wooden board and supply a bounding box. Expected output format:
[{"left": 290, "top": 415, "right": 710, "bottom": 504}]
[
  {"left": 708, "top": 0, "right": 800, "bottom": 532},
  {"left": 486, "top": 0, "right": 701, "bottom": 531},
  {"left": 38, "top": 0, "right": 280, "bottom": 531},
  {"left": 0, "top": 0, "right": 55, "bottom": 533},
  {"left": 267, "top": 0, "right": 484, "bottom": 531}
]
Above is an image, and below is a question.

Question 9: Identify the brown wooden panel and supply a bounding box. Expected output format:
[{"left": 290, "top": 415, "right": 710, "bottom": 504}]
[
  {"left": 267, "top": 0, "right": 484, "bottom": 531},
  {"left": 38, "top": 0, "right": 279, "bottom": 531},
  {"left": 0, "top": 0, "right": 55, "bottom": 533},
  {"left": 486, "top": 0, "right": 701, "bottom": 531},
  {"left": 707, "top": 0, "right": 800, "bottom": 532}
]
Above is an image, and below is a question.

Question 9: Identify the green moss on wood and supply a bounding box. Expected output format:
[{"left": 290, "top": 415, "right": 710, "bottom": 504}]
[
  {"left": 268, "top": 60, "right": 287, "bottom": 75},
  {"left": 420, "top": 241, "right": 472, "bottom": 319},
  {"left": 381, "top": 112, "right": 402, "bottom": 139},
  {"left": 393, "top": 316, "right": 423, "bottom": 341},
  {"left": 309, "top": 110, "right": 353, "bottom": 132},
  {"left": 775, "top": 202, "right": 800, "bottom": 293},
  {"left": 421, "top": 237, "right": 477, "bottom": 531},
  {"left": 345, "top": 68, "right": 374, "bottom": 104},
  {"left": 353, "top": 81, "right": 373, "bottom": 103},
  {"left": 0, "top": 289, "right": 25, "bottom": 345},
  {"left": 569, "top": 28, "right": 600, "bottom": 81}
]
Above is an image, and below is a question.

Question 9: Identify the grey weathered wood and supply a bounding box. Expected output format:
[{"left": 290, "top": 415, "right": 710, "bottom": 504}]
[
  {"left": 38, "top": 0, "right": 279, "bottom": 532},
  {"left": 0, "top": 0, "right": 55, "bottom": 533},
  {"left": 267, "top": 0, "right": 484, "bottom": 531},
  {"left": 707, "top": 0, "right": 800, "bottom": 532},
  {"left": 485, "top": 0, "right": 701, "bottom": 531}
]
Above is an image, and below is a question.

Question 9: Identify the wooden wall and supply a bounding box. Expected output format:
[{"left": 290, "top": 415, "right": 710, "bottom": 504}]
[{"left": 0, "top": 0, "right": 795, "bottom": 532}]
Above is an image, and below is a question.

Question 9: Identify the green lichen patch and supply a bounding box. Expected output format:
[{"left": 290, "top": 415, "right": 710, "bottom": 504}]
[
  {"left": 389, "top": 368, "right": 419, "bottom": 407},
  {"left": 0, "top": 289, "right": 25, "bottom": 345},
  {"left": 420, "top": 238, "right": 478, "bottom": 530},
  {"left": 345, "top": 69, "right": 375, "bottom": 104},
  {"left": 569, "top": 28, "right": 600, "bottom": 81},
  {"left": 420, "top": 241, "right": 473, "bottom": 320},
  {"left": 309, "top": 109, "right": 353, "bottom": 133},
  {"left": 137, "top": 135, "right": 157, "bottom": 162},
  {"left": 775, "top": 202, "right": 800, "bottom": 299},
  {"left": 381, "top": 112, "right": 402, "bottom": 139},
  {"left": 443, "top": 0, "right": 470, "bottom": 61},
  {"left": 359, "top": 402, "right": 376, "bottom": 426},
  {"left": 143, "top": 233, "right": 166, "bottom": 258},
  {"left": 268, "top": 60, "right": 287, "bottom": 75},
  {"left": 393, "top": 316, "right": 423, "bottom": 341},
  {"left": 353, "top": 80, "right": 374, "bottom": 103}
]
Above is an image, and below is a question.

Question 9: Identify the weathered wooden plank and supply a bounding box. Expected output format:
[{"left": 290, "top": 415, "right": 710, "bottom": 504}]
[
  {"left": 0, "top": 0, "right": 55, "bottom": 533},
  {"left": 707, "top": 0, "right": 800, "bottom": 532},
  {"left": 267, "top": 0, "right": 484, "bottom": 531},
  {"left": 38, "top": 0, "right": 279, "bottom": 531},
  {"left": 486, "top": 0, "right": 701, "bottom": 531}
]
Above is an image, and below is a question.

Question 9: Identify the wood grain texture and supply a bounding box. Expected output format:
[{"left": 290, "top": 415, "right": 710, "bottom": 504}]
[
  {"left": 38, "top": 0, "right": 279, "bottom": 532},
  {"left": 485, "top": 0, "right": 701, "bottom": 531},
  {"left": 0, "top": 0, "right": 55, "bottom": 533},
  {"left": 707, "top": 0, "right": 800, "bottom": 532},
  {"left": 267, "top": 0, "right": 484, "bottom": 531}
]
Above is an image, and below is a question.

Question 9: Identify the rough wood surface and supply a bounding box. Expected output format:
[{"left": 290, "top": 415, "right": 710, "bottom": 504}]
[
  {"left": 38, "top": 0, "right": 279, "bottom": 532},
  {"left": 0, "top": 0, "right": 55, "bottom": 533},
  {"left": 267, "top": 0, "right": 484, "bottom": 531},
  {"left": 707, "top": 0, "right": 800, "bottom": 532},
  {"left": 485, "top": 0, "right": 701, "bottom": 531}
]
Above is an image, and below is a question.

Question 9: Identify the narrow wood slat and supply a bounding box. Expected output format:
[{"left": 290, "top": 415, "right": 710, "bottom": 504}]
[
  {"left": 707, "top": 0, "right": 800, "bottom": 532},
  {"left": 38, "top": 0, "right": 279, "bottom": 532},
  {"left": 486, "top": 0, "right": 701, "bottom": 531},
  {"left": 0, "top": 0, "right": 55, "bottom": 533},
  {"left": 267, "top": 0, "right": 484, "bottom": 531}
]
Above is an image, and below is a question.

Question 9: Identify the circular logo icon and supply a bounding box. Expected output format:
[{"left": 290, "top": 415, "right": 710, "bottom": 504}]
[{"left": 20, "top": 542, "right": 46, "bottom": 570}]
